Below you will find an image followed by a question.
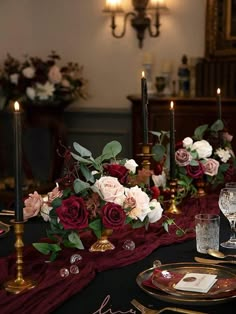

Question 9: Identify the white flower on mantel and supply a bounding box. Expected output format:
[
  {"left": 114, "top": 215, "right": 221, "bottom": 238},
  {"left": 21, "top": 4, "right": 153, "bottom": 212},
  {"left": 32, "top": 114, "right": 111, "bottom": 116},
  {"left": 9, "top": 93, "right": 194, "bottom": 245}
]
[
  {"left": 148, "top": 199, "right": 163, "bottom": 223},
  {"left": 152, "top": 170, "right": 167, "bottom": 188},
  {"left": 22, "top": 66, "right": 35, "bottom": 79},
  {"left": 9, "top": 73, "right": 19, "bottom": 85},
  {"left": 36, "top": 81, "right": 55, "bottom": 100},
  {"left": 26, "top": 87, "right": 36, "bottom": 100}
]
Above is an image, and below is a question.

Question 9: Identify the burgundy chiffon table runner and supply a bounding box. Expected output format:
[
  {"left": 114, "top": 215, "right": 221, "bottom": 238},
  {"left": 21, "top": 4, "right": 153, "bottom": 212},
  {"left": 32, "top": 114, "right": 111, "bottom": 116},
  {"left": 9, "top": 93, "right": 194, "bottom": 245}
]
[{"left": 0, "top": 194, "right": 220, "bottom": 314}]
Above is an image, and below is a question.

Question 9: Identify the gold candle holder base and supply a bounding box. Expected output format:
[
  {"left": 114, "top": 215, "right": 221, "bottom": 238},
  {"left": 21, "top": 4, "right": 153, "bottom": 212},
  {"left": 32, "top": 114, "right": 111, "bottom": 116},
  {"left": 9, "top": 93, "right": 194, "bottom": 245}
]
[
  {"left": 137, "top": 143, "right": 153, "bottom": 171},
  {"left": 166, "top": 179, "right": 182, "bottom": 215},
  {"left": 3, "top": 221, "right": 37, "bottom": 294},
  {"left": 4, "top": 278, "right": 36, "bottom": 294}
]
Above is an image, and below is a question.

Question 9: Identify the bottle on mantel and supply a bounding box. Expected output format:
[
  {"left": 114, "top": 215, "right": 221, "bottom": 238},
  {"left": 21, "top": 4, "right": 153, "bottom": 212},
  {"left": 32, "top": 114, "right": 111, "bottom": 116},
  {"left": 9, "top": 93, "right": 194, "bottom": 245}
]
[{"left": 177, "top": 55, "right": 190, "bottom": 97}]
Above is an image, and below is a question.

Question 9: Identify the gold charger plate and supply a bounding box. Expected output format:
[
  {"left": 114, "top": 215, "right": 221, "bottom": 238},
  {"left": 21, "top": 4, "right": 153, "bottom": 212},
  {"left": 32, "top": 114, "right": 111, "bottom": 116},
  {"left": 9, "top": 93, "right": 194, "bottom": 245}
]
[{"left": 136, "top": 262, "right": 236, "bottom": 306}]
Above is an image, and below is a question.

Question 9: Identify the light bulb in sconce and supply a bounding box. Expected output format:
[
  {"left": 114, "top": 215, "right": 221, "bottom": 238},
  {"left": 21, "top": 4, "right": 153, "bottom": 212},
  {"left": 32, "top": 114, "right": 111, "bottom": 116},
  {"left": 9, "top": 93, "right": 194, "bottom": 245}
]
[
  {"left": 148, "top": 0, "right": 168, "bottom": 10},
  {"left": 104, "top": 0, "right": 124, "bottom": 12}
]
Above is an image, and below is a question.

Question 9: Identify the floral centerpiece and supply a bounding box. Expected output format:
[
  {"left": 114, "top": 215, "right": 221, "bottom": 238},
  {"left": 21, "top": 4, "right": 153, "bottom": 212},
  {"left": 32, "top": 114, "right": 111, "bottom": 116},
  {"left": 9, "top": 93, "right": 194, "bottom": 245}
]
[
  {"left": 175, "top": 120, "right": 236, "bottom": 196},
  {"left": 0, "top": 51, "right": 88, "bottom": 109},
  {"left": 24, "top": 140, "right": 171, "bottom": 261}
]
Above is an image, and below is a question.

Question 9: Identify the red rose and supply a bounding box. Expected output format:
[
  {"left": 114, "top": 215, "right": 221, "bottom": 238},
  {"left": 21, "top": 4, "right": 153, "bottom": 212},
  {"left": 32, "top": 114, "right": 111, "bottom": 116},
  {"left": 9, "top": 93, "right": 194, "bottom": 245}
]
[
  {"left": 186, "top": 162, "right": 205, "bottom": 179},
  {"left": 104, "top": 164, "right": 129, "bottom": 184},
  {"left": 101, "top": 202, "right": 126, "bottom": 230},
  {"left": 150, "top": 186, "right": 161, "bottom": 200},
  {"left": 56, "top": 195, "right": 89, "bottom": 230}
]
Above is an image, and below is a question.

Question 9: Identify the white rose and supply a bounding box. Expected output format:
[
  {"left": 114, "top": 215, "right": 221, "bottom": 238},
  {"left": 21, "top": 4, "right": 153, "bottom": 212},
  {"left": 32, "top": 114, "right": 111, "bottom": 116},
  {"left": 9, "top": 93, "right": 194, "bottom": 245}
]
[
  {"left": 26, "top": 87, "right": 36, "bottom": 100},
  {"left": 92, "top": 176, "right": 125, "bottom": 205},
  {"left": 22, "top": 66, "right": 35, "bottom": 79},
  {"left": 148, "top": 199, "right": 163, "bottom": 223},
  {"left": 9, "top": 73, "right": 19, "bottom": 85},
  {"left": 48, "top": 65, "right": 62, "bottom": 84},
  {"left": 124, "top": 159, "right": 138, "bottom": 173},
  {"left": 152, "top": 171, "right": 166, "bottom": 188},
  {"left": 183, "top": 137, "right": 193, "bottom": 149},
  {"left": 125, "top": 186, "right": 150, "bottom": 221},
  {"left": 191, "top": 140, "right": 212, "bottom": 159}
]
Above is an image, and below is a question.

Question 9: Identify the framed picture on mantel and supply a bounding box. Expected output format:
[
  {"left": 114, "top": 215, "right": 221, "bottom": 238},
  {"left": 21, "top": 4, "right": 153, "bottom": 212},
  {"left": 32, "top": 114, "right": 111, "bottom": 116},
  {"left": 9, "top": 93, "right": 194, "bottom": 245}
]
[{"left": 205, "top": 0, "right": 236, "bottom": 59}]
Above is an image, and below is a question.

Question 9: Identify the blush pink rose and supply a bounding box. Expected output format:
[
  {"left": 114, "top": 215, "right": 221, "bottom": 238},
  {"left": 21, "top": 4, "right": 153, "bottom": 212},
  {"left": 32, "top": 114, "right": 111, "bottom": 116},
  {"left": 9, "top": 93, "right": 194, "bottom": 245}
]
[
  {"left": 204, "top": 159, "right": 219, "bottom": 176},
  {"left": 23, "top": 191, "right": 43, "bottom": 220},
  {"left": 48, "top": 186, "right": 63, "bottom": 204},
  {"left": 93, "top": 176, "right": 125, "bottom": 205}
]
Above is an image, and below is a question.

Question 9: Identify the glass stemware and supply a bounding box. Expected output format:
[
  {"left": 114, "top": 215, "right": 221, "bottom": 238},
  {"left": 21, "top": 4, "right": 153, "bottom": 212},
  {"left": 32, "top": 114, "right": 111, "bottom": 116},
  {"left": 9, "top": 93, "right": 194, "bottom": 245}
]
[{"left": 218, "top": 188, "right": 236, "bottom": 249}]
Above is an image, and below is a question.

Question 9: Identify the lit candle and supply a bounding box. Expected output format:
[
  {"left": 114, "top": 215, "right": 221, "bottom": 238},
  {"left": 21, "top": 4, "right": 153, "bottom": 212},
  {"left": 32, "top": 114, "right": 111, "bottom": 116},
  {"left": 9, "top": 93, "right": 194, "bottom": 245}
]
[
  {"left": 217, "top": 88, "right": 222, "bottom": 120},
  {"left": 141, "top": 71, "right": 149, "bottom": 144},
  {"left": 170, "top": 101, "right": 176, "bottom": 180},
  {"left": 14, "top": 101, "right": 23, "bottom": 222}
]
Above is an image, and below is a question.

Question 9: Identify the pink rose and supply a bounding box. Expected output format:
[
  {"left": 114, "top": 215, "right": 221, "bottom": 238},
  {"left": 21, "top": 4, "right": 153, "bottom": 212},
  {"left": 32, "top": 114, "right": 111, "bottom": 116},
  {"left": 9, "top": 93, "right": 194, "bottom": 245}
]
[
  {"left": 48, "top": 186, "right": 63, "bottom": 204},
  {"left": 222, "top": 131, "right": 233, "bottom": 143},
  {"left": 23, "top": 191, "right": 43, "bottom": 220},
  {"left": 101, "top": 202, "right": 126, "bottom": 230},
  {"left": 175, "top": 148, "right": 192, "bottom": 166},
  {"left": 204, "top": 159, "right": 219, "bottom": 176},
  {"left": 56, "top": 195, "right": 89, "bottom": 231},
  {"left": 48, "top": 65, "right": 62, "bottom": 84},
  {"left": 125, "top": 186, "right": 150, "bottom": 221}
]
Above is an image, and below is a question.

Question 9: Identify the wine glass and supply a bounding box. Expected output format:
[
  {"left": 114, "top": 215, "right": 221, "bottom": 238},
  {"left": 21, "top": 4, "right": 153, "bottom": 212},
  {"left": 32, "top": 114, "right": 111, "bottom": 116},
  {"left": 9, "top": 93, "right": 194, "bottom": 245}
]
[
  {"left": 225, "top": 182, "right": 236, "bottom": 188},
  {"left": 218, "top": 187, "right": 236, "bottom": 249}
]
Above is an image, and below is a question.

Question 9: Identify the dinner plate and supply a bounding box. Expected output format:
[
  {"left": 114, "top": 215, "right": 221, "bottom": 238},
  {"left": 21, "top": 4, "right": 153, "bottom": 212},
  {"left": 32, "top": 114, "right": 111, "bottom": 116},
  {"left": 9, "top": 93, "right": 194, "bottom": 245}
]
[
  {"left": 151, "top": 263, "right": 236, "bottom": 299},
  {"left": 136, "top": 262, "right": 236, "bottom": 306}
]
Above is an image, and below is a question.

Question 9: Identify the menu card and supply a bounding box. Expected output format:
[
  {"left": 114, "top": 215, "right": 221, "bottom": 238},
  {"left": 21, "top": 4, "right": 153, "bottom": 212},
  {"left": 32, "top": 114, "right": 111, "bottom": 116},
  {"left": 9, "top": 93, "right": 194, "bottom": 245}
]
[{"left": 174, "top": 273, "right": 217, "bottom": 293}]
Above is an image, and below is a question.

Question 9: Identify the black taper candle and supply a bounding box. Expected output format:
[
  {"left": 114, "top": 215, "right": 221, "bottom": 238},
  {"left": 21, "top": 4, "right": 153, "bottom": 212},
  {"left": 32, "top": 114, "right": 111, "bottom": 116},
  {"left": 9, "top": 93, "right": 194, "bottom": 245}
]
[
  {"left": 170, "top": 101, "right": 176, "bottom": 179},
  {"left": 141, "top": 71, "right": 148, "bottom": 144},
  {"left": 14, "top": 101, "right": 23, "bottom": 222},
  {"left": 217, "top": 88, "right": 222, "bottom": 120}
]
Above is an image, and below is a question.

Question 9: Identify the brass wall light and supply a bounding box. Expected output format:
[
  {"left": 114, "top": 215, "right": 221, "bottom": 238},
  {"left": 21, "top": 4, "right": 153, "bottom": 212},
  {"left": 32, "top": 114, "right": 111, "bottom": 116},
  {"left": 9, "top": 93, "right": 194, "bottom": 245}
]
[{"left": 103, "top": 0, "right": 168, "bottom": 48}]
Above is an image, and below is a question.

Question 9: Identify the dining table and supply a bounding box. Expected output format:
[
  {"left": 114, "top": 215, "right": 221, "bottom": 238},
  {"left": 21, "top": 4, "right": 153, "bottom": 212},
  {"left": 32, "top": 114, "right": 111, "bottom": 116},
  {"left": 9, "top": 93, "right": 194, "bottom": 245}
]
[{"left": 0, "top": 193, "right": 236, "bottom": 314}]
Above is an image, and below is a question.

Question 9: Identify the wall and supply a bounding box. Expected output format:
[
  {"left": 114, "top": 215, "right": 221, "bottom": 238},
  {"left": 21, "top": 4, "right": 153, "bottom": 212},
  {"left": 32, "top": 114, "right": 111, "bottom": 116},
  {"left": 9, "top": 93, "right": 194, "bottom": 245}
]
[{"left": 0, "top": 0, "right": 206, "bottom": 111}]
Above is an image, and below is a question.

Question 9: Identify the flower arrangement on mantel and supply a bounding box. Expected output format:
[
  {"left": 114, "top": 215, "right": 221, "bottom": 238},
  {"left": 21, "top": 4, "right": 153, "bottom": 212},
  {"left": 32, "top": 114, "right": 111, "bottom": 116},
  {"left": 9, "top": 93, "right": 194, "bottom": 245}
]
[
  {"left": 0, "top": 51, "right": 88, "bottom": 109},
  {"left": 150, "top": 120, "right": 236, "bottom": 199},
  {"left": 22, "top": 140, "right": 187, "bottom": 261}
]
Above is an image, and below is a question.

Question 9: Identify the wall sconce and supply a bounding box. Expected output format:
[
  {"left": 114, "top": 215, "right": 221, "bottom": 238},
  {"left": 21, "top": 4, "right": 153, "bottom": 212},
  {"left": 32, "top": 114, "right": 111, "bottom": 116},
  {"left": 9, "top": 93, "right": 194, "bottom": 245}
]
[{"left": 103, "top": 0, "right": 168, "bottom": 48}]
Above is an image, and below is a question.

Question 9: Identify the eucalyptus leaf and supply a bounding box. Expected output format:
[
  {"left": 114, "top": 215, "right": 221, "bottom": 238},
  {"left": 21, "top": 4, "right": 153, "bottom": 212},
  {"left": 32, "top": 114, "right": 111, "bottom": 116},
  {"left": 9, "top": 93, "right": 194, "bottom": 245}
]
[
  {"left": 80, "top": 164, "right": 95, "bottom": 183},
  {"left": 193, "top": 124, "right": 208, "bottom": 140},
  {"left": 73, "top": 178, "right": 90, "bottom": 194},
  {"left": 71, "top": 153, "right": 93, "bottom": 165},
  {"left": 152, "top": 144, "right": 165, "bottom": 162},
  {"left": 68, "top": 232, "right": 84, "bottom": 249},
  {"left": 210, "top": 119, "right": 224, "bottom": 132},
  {"left": 73, "top": 142, "right": 92, "bottom": 157},
  {"left": 101, "top": 141, "right": 122, "bottom": 160}
]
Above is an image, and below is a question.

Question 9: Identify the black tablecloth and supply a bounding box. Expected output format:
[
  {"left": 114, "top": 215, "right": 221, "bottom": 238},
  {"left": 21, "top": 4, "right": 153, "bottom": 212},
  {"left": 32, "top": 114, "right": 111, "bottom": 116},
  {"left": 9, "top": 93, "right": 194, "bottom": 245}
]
[{"left": 0, "top": 203, "right": 236, "bottom": 314}]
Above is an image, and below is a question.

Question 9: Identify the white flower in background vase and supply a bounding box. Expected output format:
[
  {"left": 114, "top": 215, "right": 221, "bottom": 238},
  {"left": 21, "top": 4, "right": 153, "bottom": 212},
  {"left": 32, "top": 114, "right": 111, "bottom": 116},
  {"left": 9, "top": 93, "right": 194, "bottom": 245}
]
[
  {"left": 22, "top": 66, "right": 35, "bottom": 79},
  {"left": 215, "top": 148, "right": 232, "bottom": 163},
  {"left": 36, "top": 81, "right": 55, "bottom": 100},
  {"left": 9, "top": 73, "right": 19, "bottom": 84},
  {"left": 26, "top": 87, "right": 36, "bottom": 100}
]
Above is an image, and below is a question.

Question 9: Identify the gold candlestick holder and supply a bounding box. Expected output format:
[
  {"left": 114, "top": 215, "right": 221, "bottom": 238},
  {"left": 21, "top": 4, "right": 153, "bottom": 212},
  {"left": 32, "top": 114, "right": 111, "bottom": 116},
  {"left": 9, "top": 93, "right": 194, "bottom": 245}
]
[
  {"left": 166, "top": 179, "right": 182, "bottom": 215},
  {"left": 3, "top": 221, "right": 37, "bottom": 294},
  {"left": 137, "top": 143, "right": 153, "bottom": 171}
]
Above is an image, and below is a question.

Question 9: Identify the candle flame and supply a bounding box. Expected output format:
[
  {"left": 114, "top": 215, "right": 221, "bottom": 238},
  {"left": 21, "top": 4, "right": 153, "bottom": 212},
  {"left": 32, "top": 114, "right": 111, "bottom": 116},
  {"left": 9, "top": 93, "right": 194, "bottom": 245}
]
[
  {"left": 217, "top": 88, "right": 221, "bottom": 95},
  {"left": 142, "top": 71, "right": 145, "bottom": 78},
  {"left": 14, "top": 101, "right": 20, "bottom": 111},
  {"left": 170, "top": 101, "right": 174, "bottom": 110}
]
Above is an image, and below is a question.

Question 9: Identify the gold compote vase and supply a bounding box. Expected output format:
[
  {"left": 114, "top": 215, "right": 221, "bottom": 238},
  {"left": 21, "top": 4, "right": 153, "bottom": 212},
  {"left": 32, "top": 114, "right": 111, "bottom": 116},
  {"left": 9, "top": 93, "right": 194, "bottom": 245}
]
[
  {"left": 195, "top": 178, "right": 207, "bottom": 197},
  {"left": 89, "top": 229, "right": 115, "bottom": 252}
]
